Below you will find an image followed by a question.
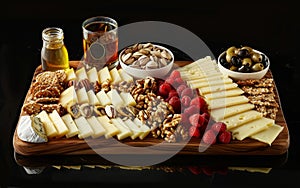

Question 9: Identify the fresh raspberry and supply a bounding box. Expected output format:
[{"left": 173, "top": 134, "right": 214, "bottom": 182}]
[
  {"left": 184, "top": 105, "right": 200, "bottom": 115},
  {"left": 190, "top": 96, "right": 207, "bottom": 113},
  {"left": 166, "top": 90, "right": 179, "bottom": 102},
  {"left": 158, "top": 82, "right": 172, "bottom": 97},
  {"left": 165, "top": 77, "right": 175, "bottom": 85},
  {"left": 176, "top": 84, "right": 187, "bottom": 96},
  {"left": 188, "top": 166, "right": 202, "bottom": 175},
  {"left": 180, "top": 113, "right": 190, "bottom": 126},
  {"left": 202, "top": 129, "right": 217, "bottom": 145},
  {"left": 168, "top": 96, "right": 181, "bottom": 113},
  {"left": 174, "top": 77, "right": 185, "bottom": 86},
  {"left": 218, "top": 130, "right": 232, "bottom": 144},
  {"left": 201, "top": 112, "right": 210, "bottom": 122},
  {"left": 181, "top": 87, "right": 194, "bottom": 98},
  {"left": 169, "top": 70, "right": 181, "bottom": 79},
  {"left": 211, "top": 122, "right": 227, "bottom": 134},
  {"left": 189, "top": 113, "right": 205, "bottom": 128},
  {"left": 202, "top": 167, "right": 215, "bottom": 176},
  {"left": 181, "top": 95, "right": 191, "bottom": 107},
  {"left": 189, "top": 126, "right": 201, "bottom": 138}
]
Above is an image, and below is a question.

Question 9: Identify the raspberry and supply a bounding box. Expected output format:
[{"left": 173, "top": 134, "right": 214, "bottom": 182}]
[
  {"left": 176, "top": 84, "right": 187, "bottom": 96},
  {"left": 181, "top": 95, "right": 191, "bottom": 107},
  {"left": 189, "top": 113, "right": 205, "bottom": 128},
  {"left": 169, "top": 70, "right": 181, "bottom": 79},
  {"left": 168, "top": 96, "right": 181, "bottom": 113},
  {"left": 180, "top": 113, "right": 190, "bottom": 126},
  {"left": 218, "top": 130, "right": 232, "bottom": 144},
  {"left": 174, "top": 77, "right": 184, "bottom": 86},
  {"left": 166, "top": 90, "right": 179, "bottom": 102},
  {"left": 181, "top": 87, "right": 194, "bottom": 98},
  {"left": 211, "top": 122, "right": 227, "bottom": 134},
  {"left": 189, "top": 126, "right": 201, "bottom": 138},
  {"left": 158, "top": 82, "right": 172, "bottom": 97},
  {"left": 202, "top": 129, "right": 217, "bottom": 145},
  {"left": 190, "top": 96, "right": 207, "bottom": 113},
  {"left": 165, "top": 77, "right": 175, "bottom": 85},
  {"left": 184, "top": 105, "right": 200, "bottom": 115},
  {"left": 188, "top": 166, "right": 202, "bottom": 175}
]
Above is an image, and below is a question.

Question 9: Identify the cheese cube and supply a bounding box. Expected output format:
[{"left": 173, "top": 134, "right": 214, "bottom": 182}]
[
  {"left": 119, "top": 92, "right": 136, "bottom": 106},
  {"left": 97, "top": 115, "right": 120, "bottom": 139},
  {"left": 230, "top": 117, "right": 274, "bottom": 140},
  {"left": 61, "top": 113, "right": 79, "bottom": 138},
  {"left": 98, "top": 66, "right": 112, "bottom": 84},
  {"left": 65, "top": 68, "right": 76, "bottom": 81},
  {"left": 36, "top": 110, "right": 58, "bottom": 138},
  {"left": 96, "top": 90, "right": 112, "bottom": 106},
  {"left": 48, "top": 110, "right": 69, "bottom": 138},
  {"left": 74, "top": 116, "right": 94, "bottom": 139},
  {"left": 86, "top": 116, "right": 106, "bottom": 138},
  {"left": 118, "top": 68, "right": 133, "bottom": 83},
  {"left": 250, "top": 124, "right": 284, "bottom": 146},
  {"left": 111, "top": 118, "right": 132, "bottom": 140},
  {"left": 110, "top": 67, "right": 122, "bottom": 84},
  {"left": 210, "top": 103, "right": 255, "bottom": 121},
  {"left": 75, "top": 67, "right": 88, "bottom": 81},
  {"left": 207, "top": 95, "right": 249, "bottom": 110},
  {"left": 123, "top": 118, "right": 143, "bottom": 140},
  {"left": 87, "top": 90, "right": 100, "bottom": 105},
  {"left": 76, "top": 87, "right": 89, "bottom": 104},
  {"left": 222, "top": 110, "right": 263, "bottom": 130},
  {"left": 87, "top": 67, "right": 99, "bottom": 83},
  {"left": 133, "top": 118, "right": 151, "bottom": 140}
]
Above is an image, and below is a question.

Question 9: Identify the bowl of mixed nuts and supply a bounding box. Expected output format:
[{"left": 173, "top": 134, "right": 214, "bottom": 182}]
[{"left": 119, "top": 42, "right": 174, "bottom": 79}]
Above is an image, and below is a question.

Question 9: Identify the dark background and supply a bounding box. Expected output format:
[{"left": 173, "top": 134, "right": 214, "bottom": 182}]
[{"left": 0, "top": 0, "right": 299, "bottom": 187}]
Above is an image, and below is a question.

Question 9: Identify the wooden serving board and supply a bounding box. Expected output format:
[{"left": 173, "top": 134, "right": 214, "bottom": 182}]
[{"left": 13, "top": 61, "right": 290, "bottom": 156}]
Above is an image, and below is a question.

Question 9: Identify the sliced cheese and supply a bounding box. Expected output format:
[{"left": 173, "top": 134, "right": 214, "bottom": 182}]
[
  {"left": 133, "top": 118, "right": 151, "bottom": 140},
  {"left": 123, "top": 118, "right": 143, "bottom": 140},
  {"left": 198, "top": 83, "right": 238, "bottom": 95},
  {"left": 222, "top": 110, "right": 263, "bottom": 130},
  {"left": 75, "top": 67, "right": 88, "bottom": 81},
  {"left": 87, "top": 90, "right": 100, "bottom": 105},
  {"left": 118, "top": 68, "right": 133, "bottom": 83},
  {"left": 48, "top": 110, "right": 69, "bottom": 138},
  {"left": 250, "top": 124, "right": 284, "bottom": 146},
  {"left": 76, "top": 87, "right": 89, "bottom": 104},
  {"left": 111, "top": 89, "right": 125, "bottom": 108},
  {"left": 96, "top": 90, "right": 112, "bottom": 106},
  {"left": 230, "top": 117, "right": 274, "bottom": 140},
  {"left": 111, "top": 118, "right": 132, "bottom": 140},
  {"left": 97, "top": 115, "right": 120, "bottom": 139},
  {"left": 204, "top": 87, "right": 244, "bottom": 100},
  {"left": 207, "top": 95, "right": 249, "bottom": 110},
  {"left": 74, "top": 116, "right": 94, "bottom": 139},
  {"left": 98, "top": 66, "right": 112, "bottom": 84},
  {"left": 61, "top": 113, "right": 79, "bottom": 138},
  {"left": 36, "top": 110, "right": 58, "bottom": 138},
  {"left": 119, "top": 92, "right": 136, "bottom": 106},
  {"left": 181, "top": 72, "right": 222, "bottom": 81},
  {"left": 87, "top": 67, "right": 99, "bottom": 83},
  {"left": 65, "top": 68, "right": 77, "bottom": 81},
  {"left": 86, "top": 116, "right": 106, "bottom": 138},
  {"left": 59, "top": 85, "right": 78, "bottom": 108},
  {"left": 110, "top": 67, "right": 122, "bottom": 84},
  {"left": 210, "top": 103, "right": 255, "bottom": 121},
  {"left": 186, "top": 74, "right": 227, "bottom": 85},
  {"left": 189, "top": 77, "right": 233, "bottom": 89}
]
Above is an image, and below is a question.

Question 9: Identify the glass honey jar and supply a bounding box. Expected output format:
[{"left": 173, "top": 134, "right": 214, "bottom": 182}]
[{"left": 41, "top": 27, "right": 70, "bottom": 71}]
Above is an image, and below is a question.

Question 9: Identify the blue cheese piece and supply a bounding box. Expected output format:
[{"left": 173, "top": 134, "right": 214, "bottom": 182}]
[{"left": 17, "top": 115, "right": 48, "bottom": 143}]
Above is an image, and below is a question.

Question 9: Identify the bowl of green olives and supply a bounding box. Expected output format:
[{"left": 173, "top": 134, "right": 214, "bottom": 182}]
[{"left": 217, "top": 46, "right": 270, "bottom": 80}]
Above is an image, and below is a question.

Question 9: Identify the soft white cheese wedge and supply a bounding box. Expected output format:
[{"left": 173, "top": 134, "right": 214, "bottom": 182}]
[
  {"left": 111, "top": 118, "right": 132, "bottom": 140},
  {"left": 250, "top": 124, "right": 284, "bottom": 146},
  {"left": 76, "top": 87, "right": 89, "bottom": 104},
  {"left": 48, "top": 110, "right": 69, "bottom": 138},
  {"left": 74, "top": 116, "right": 94, "bottom": 139},
  {"left": 96, "top": 90, "right": 112, "bottom": 106},
  {"left": 87, "top": 90, "right": 100, "bottom": 105},
  {"left": 36, "top": 110, "right": 58, "bottom": 138},
  {"left": 222, "top": 110, "right": 263, "bottom": 130},
  {"left": 17, "top": 115, "right": 48, "bottom": 143},
  {"left": 210, "top": 103, "right": 255, "bottom": 121},
  {"left": 230, "top": 117, "right": 274, "bottom": 140},
  {"left": 75, "top": 67, "right": 88, "bottom": 81},
  {"left": 110, "top": 67, "right": 122, "bottom": 85},
  {"left": 86, "top": 116, "right": 106, "bottom": 138},
  {"left": 97, "top": 115, "right": 120, "bottom": 139},
  {"left": 61, "top": 113, "right": 79, "bottom": 138},
  {"left": 98, "top": 66, "right": 112, "bottom": 84},
  {"left": 87, "top": 67, "right": 99, "bottom": 83}
]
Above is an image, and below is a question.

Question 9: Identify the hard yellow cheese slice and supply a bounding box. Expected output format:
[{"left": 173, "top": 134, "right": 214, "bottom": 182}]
[
  {"left": 97, "top": 115, "right": 120, "bottom": 139},
  {"left": 87, "top": 90, "right": 100, "bottom": 105},
  {"left": 74, "top": 116, "right": 94, "bottom": 139},
  {"left": 222, "top": 110, "right": 263, "bottom": 130},
  {"left": 48, "top": 110, "right": 69, "bottom": 138},
  {"left": 203, "top": 87, "right": 244, "bottom": 100},
  {"left": 75, "top": 67, "right": 88, "bottom": 81},
  {"left": 59, "top": 85, "right": 78, "bottom": 108},
  {"left": 110, "top": 118, "right": 132, "bottom": 140},
  {"left": 76, "top": 87, "right": 89, "bottom": 104},
  {"left": 250, "top": 124, "right": 284, "bottom": 146},
  {"left": 230, "top": 117, "right": 274, "bottom": 140},
  {"left": 133, "top": 118, "right": 151, "bottom": 140},
  {"left": 61, "top": 113, "right": 79, "bottom": 138},
  {"left": 36, "top": 110, "right": 58, "bottom": 138},
  {"left": 210, "top": 103, "right": 255, "bottom": 121},
  {"left": 110, "top": 67, "right": 122, "bottom": 85},
  {"left": 86, "top": 116, "right": 106, "bottom": 138},
  {"left": 198, "top": 83, "right": 238, "bottom": 95},
  {"left": 119, "top": 92, "right": 136, "bottom": 106},
  {"left": 96, "top": 90, "right": 112, "bottom": 106},
  {"left": 65, "top": 68, "right": 76, "bottom": 81},
  {"left": 98, "top": 66, "right": 112, "bottom": 84},
  {"left": 87, "top": 67, "right": 99, "bottom": 83},
  {"left": 189, "top": 77, "right": 233, "bottom": 89},
  {"left": 118, "top": 68, "right": 133, "bottom": 83},
  {"left": 207, "top": 95, "right": 249, "bottom": 110},
  {"left": 123, "top": 118, "right": 143, "bottom": 140}
]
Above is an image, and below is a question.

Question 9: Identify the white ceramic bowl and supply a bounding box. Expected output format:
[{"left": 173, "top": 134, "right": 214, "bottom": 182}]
[
  {"left": 217, "top": 49, "right": 270, "bottom": 80},
  {"left": 119, "top": 43, "right": 174, "bottom": 79}
]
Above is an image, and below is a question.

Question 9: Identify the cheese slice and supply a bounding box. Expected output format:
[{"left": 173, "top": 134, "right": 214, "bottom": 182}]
[
  {"left": 198, "top": 83, "right": 238, "bottom": 95},
  {"left": 87, "top": 90, "right": 100, "bottom": 105},
  {"left": 204, "top": 87, "right": 244, "bottom": 100},
  {"left": 75, "top": 67, "right": 88, "bottom": 81},
  {"left": 207, "top": 95, "right": 249, "bottom": 110},
  {"left": 230, "top": 117, "right": 274, "bottom": 140},
  {"left": 210, "top": 103, "right": 255, "bottom": 121},
  {"left": 118, "top": 68, "right": 133, "bottom": 83},
  {"left": 65, "top": 68, "right": 77, "bottom": 81},
  {"left": 123, "top": 118, "right": 143, "bottom": 140},
  {"left": 186, "top": 74, "right": 227, "bottom": 85},
  {"left": 181, "top": 72, "right": 222, "bottom": 81},
  {"left": 48, "top": 110, "right": 69, "bottom": 138},
  {"left": 111, "top": 89, "right": 125, "bottom": 108},
  {"left": 96, "top": 90, "right": 112, "bottom": 106},
  {"left": 222, "top": 110, "right": 263, "bottom": 130},
  {"left": 87, "top": 67, "right": 99, "bottom": 83},
  {"left": 74, "top": 116, "right": 94, "bottom": 139},
  {"left": 98, "top": 66, "right": 112, "bottom": 84},
  {"left": 97, "top": 115, "right": 120, "bottom": 139},
  {"left": 111, "top": 118, "right": 132, "bottom": 140},
  {"left": 250, "top": 124, "right": 284, "bottom": 146},
  {"left": 61, "top": 113, "right": 79, "bottom": 138},
  {"left": 133, "top": 118, "right": 151, "bottom": 140},
  {"left": 59, "top": 85, "right": 78, "bottom": 108},
  {"left": 86, "top": 116, "right": 106, "bottom": 138},
  {"left": 36, "top": 110, "right": 58, "bottom": 138},
  {"left": 119, "top": 92, "right": 136, "bottom": 106},
  {"left": 110, "top": 67, "right": 122, "bottom": 84},
  {"left": 179, "top": 56, "right": 213, "bottom": 70},
  {"left": 76, "top": 87, "right": 89, "bottom": 104},
  {"left": 189, "top": 77, "right": 233, "bottom": 89}
]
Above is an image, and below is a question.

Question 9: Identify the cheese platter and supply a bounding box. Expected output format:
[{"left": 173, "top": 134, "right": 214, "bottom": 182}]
[{"left": 12, "top": 44, "right": 290, "bottom": 157}]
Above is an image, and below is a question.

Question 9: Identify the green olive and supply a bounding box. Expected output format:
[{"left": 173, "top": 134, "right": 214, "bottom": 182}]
[
  {"left": 241, "top": 46, "right": 253, "bottom": 54},
  {"left": 226, "top": 46, "right": 237, "bottom": 55},
  {"left": 251, "top": 63, "right": 264, "bottom": 72},
  {"left": 229, "top": 65, "right": 238, "bottom": 71},
  {"left": 226, "top": 52, "right": 235, "bottom": 63},
  {"left": 242, "top": 58, "right": 253, "bottom": 67},
  {"left": 251, "top": 52, "right": 263, "bottom": 63}
]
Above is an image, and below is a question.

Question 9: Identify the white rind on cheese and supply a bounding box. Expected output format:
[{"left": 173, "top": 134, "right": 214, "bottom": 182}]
[
  {"left": 61, "top": 113, "right": 79, "bottom": 138},
  {"left": 250, "top": 124, "right": 284, "bottom": 146},
  {"left": 17, "top": 115, "right": 48, "bottom": 143},
  {"left": 207, "top": 95, "right": 249, "bottom": 110},
  {"left": 230, "top": 117, "right": 274, "bottom": 140},
  {"left": 74, "top": 116, "right": 94, "bottom": 139},
  {"left": 210, "top": 103, "right": 255, "bottom": 121},
  {"left": 222, "top": 110, "right": 263, "bottom": 130}
]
